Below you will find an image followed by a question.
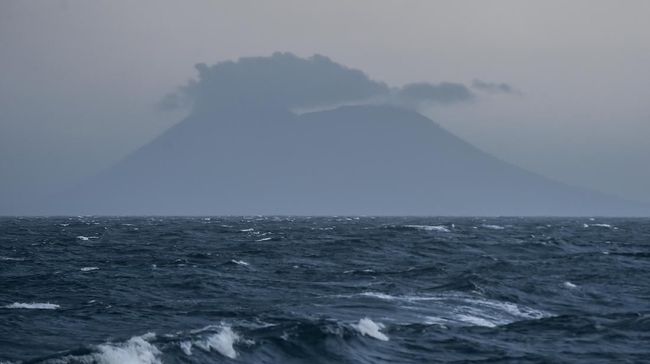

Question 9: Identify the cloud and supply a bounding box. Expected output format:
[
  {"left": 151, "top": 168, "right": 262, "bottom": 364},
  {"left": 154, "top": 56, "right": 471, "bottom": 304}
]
[
  {"left": 394, "top": 82, "right": 475, "bottom": 107},
  {"left": 472, "top": 79, "right": 521, "bottom": 95},
  {"left": 162, "top": 52, "right": 515, "bottom": 114},
  {"left": 166, "top": 52, "right": 389, "bottom": 112}
]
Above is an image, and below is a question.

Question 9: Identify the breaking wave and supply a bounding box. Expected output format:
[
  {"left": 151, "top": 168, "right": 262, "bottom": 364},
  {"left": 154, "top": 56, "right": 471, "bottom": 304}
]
[{"left": 4, "top": 302, "right": 60, "bottom": 310}]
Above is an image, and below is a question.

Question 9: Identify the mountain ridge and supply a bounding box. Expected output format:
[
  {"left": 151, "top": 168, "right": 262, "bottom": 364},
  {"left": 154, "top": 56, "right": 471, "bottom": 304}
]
[{"left": 40, "top": 104, "right": 648, "bottom": 216}]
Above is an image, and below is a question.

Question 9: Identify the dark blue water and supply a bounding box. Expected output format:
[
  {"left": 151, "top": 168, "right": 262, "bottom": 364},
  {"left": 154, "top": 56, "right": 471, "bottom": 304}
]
[{"left": 1, "top": 217, "right": 649, "bottom": 363}]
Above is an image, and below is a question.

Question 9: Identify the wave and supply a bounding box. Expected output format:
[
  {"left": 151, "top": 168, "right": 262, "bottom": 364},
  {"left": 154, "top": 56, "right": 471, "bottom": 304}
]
[
  {"left": 80, "top": 267, "right": 99, "bottom": 272},
  {"left": 4, "top": 302, "right": 60, "bottom": 310},
  {"left": 76, "top": 236, "right": 98, "bottom": 241},
  {"left": 231, "top": 259, "right": 250, "bottom": 266},
  {"left": 30, "top": 325, "right": 244, "bottom": 363},
  {"left": 481, "top": 224, "right": 505, "bottom": 230},
  {"left": 192, "top": 325, "right": 240, "bottom": 359},
  {"left": 563, "top": 281, "right": 578, "bottom": 289},
  {"left": 93, "top": 333, "right": 161, "bottom": 364},
  {"left": 584, "top": 223, "right": 614, "bottom": 229},
  {"left": 351, "top": 318, "right": 389, "bottom": 341},
  {"left": 403, "top": 225, "right": 450, "bottom": 232},
  {"left": 354, "top": 291, "right": 550, "bottom": 328},
  {"left": 14, "top": 314, "right": 572, "bottom": 363},
  {"left": 37, "top": 333, "right": 161, "bottom": 364}
]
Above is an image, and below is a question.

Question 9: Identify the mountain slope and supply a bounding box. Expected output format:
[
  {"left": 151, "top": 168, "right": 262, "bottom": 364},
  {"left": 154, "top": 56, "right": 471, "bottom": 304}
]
[{"left": 50, "top": 105, "right": 647, "bottom": 216}]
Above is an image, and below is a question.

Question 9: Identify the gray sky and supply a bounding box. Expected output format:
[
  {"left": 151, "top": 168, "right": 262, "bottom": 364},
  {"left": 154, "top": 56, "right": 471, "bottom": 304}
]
[{"left": 1, "top": 0, "right": 649, "bottom": 209}]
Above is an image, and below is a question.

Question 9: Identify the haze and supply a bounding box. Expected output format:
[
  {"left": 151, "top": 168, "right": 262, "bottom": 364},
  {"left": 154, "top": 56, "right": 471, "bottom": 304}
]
[{"left": 1, "top": 0, "right": 649, "bottom": 214}]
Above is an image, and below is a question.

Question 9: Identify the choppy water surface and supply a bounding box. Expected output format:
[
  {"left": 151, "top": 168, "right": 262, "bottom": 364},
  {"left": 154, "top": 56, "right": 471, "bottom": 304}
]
[{"left": 1, "top": 217, "right": 649, "bottom": 363}]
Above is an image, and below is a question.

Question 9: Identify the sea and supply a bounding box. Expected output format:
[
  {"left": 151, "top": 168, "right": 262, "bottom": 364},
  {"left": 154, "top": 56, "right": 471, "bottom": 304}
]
[{"left": 1, "top": 216, "right": 649, "bottom": 363}]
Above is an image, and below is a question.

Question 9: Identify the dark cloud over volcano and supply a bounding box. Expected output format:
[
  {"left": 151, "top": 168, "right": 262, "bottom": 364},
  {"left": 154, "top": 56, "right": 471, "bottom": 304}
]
[{"left": 161, "top": 52, "right": 484, "bottom": 114}]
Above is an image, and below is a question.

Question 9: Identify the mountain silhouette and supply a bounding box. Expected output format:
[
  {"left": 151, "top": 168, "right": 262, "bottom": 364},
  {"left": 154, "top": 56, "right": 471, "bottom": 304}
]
[{"left": 50, "top": 104, "right": 647, "bottom": 216}]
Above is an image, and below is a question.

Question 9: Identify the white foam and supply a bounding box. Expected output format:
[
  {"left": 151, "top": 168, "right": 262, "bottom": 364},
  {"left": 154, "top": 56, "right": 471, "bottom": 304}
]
[
  {"left": 454, "top": 314, "right": 497, "bottom": 327},
  {"left": 76, "top": 236, "right": 98, "bottom": 241},
  {"left": 481, "top": 224, "right": 505, "bottom": 230},
  {"left": 255, "top": 237, "right": 272, "bottom": 242},
  {"left": 344, "top": 268, "right": 375, "bottom": 274},
  {"left": 194, "top": 326, "right": 240, "bottom": 359},
  {"left": 4, "top": 302, "right": 60, "bottom": 310},
  {"left": 352, "top": 318, "right": 389, "bottom": 341},
  {"left": 93, "top": 333, "right": 161, "bottom": 364},
  {"left": 81, "top": 266, "right": 99, "bottom": 272},
  {"left": 563, "top": 281, "right": 578, "bottom": 289},
  {"left": 179, "top": 341, "right": 193, "bottom": 355},
  {"left": 231, "top": 259, "right": 249, "bottom": 266},
  {"left": 592, "top": 223, "right": 613, "bottom": 228},
  {"left": 358, "top": 291, "right": 448, "bottom": 302},
  {"left": 404, "top": 225, "right": 450, "bottom": 232},
  {"left": 355, "top": 292, "right": 549, "bottom": 327},
  {"left": 240, "top": 228, "right": 254, "bottom": 232},
  {"left": 360, "top": 292, "right": 402, "bottom": 300}
]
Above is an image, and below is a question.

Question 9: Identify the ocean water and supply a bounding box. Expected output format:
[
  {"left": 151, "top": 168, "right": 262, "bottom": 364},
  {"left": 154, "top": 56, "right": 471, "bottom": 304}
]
[{"left": 1, "top": 216, "right": 649, "bottom": 363}]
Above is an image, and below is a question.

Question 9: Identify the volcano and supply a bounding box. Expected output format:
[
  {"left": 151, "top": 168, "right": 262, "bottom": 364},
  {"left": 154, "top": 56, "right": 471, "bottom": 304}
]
[{"left": 51, "top": 103, "right": 646, "bottom": 216}]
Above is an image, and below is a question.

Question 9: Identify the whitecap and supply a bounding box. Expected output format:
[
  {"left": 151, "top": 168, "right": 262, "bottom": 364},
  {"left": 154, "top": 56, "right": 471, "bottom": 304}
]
[
  {"left": 352, "top": 318, "right": 389, "bottom": 341},
  {"left": 81, "top": 266, "right": 99, "bottom": 272},
  {"left": 563, "top": 281, "right": 578, "bottom": 289},
  {"left": 240, "top": 228, "right": 254, "bottom": 232},
  {"left": 358, "top": 291, "right": 448, "bottom": 302},
  {"left": 48, "top": 333, "right": 162, "bottom": 364},
  {"left": 179, "top": 341, "right": 193, "bottom": 355},
  {"left": 4, "top": 302, "right": 60, "bottom": 310},
  {"left": 76, "top": 235, "right": 98, "bottom": 241},
  {"left": 92, "top": 333, "right": 161, "bottom": 364},
  {"left": 255, "top": 237, "right": 272, "bottom": 242},
  {"left": 355, "top": 291, "right": 550, "bottom": 327},
  {"left": 481, "top": 224, "right": 505, "bottom": 230},
  {"left": 231, "top": 259, "right": 249, "bottom": 266},
  {"left": 360, "top": 292, "right": 401, "bottom": 300},
  {"left": 454, "top": 314, "right": 497, "bottom": 327},
  {"left": 592, "top": 223, "right": 613, "bottom": 228},
  {"left": 194, "top": 325, "right": 240, "bottom": 359},
  {"left": 404, "top": 225, "right": 450, "bottom": 232}
]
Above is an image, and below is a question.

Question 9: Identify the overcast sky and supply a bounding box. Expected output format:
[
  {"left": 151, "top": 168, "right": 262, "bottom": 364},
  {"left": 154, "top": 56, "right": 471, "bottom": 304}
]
[{"left": 1, "top": 0, "right": 649, "bottom": 209}]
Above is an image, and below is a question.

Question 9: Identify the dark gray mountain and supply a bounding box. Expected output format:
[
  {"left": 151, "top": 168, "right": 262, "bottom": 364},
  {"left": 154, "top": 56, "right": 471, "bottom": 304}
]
[{"left": 50, "top": 104, "right": 647, "bottom": 216}]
